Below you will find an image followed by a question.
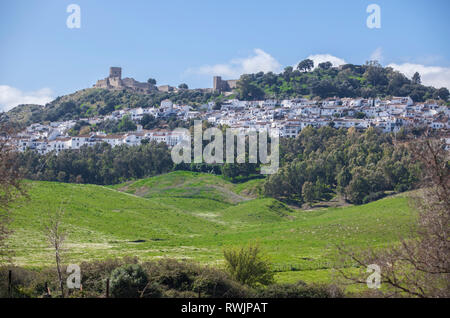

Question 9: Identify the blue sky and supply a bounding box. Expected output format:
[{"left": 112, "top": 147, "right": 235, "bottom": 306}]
[{"left": 1, "top": 0, "right": 450, "bottom": 110}]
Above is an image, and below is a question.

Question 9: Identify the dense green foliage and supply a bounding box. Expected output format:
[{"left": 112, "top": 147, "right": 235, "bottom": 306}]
[
  {"left": 0, "top": 258, "right": 252, "bottom": 298},
  {"left": 264, "top": 126, "right": 419, "bottom": 204},
  {"left": 17, "top": 142, "right": 172, "bottom": 184},
  {"left": 223, "top": 244, "right": 275, "bottom": 287},
  {"left": 0, "top": 257, "right": 345, "bottom": 298},
  {"left": 109, "top": 264, "right": 149, "bottom": 298},
  {"left": 236, "top": 61, "right": 449, "bottom": 101}
]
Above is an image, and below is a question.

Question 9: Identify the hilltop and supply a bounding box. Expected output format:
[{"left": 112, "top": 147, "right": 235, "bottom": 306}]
[
  {"left": 5, "top": 61, "right": 449, "bottom": 126},
  {"left": 8, "top": 171, "right": 417, "bottom": 285},
  {"left": 235, "top": 60, "right": 449, "bottom": 101},
  {"left": 4, "top": 88, "right": 219, "bottom": 126}
]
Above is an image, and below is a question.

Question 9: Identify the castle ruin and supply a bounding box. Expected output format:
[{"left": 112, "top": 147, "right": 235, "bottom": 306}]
[
  {"left": 213, "top": 76, "right": 237, "bottom": 93},
  {"left": 93, "top": 67, "right": 157, "bottom": 93}
]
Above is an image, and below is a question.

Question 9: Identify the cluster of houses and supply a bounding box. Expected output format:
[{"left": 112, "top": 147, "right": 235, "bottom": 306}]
[
  {"left": 10, "top": 96, "right": 450, "bottom": 154},
  {"left": 12, "top": 127, "right": 188, "bottom": 155}
]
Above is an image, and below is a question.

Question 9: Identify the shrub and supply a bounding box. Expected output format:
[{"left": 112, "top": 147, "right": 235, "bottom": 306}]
[
  {"left": 362, "top": 191, "right": 386, "bottom": 204},
  {"left": 80, "top": 257, "right": 139, "bottom": 296},
  {"left": 140, "top": 282, "right": 163, "bottom": 298},
  {"left": 109, "top": 264, "right": 148, "bottom": 298},
  {"left": 192, "top": 267, "right": 253, "bottom": 298},
  {"left": 144, "top": 258, "right": 198, "bottom": 291},
  {"left": 0, "top": 266, "right": 62, "bottom": 298},
  {"left": 223, "top": 244, "right": 274, "bottom": 287},
  {"left": 258, "top": 281, "right": 343, "bottom": 298},
  {"left": 142, "top": 258, "right": 252, "bottom": 298}
]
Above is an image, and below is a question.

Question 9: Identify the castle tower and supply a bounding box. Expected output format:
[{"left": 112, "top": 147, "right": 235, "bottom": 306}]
[
  {"left": 109, "top": 67, "right": 122, "bottom": 79},
  {"left": 213, "top": 76, "right": 222, "bottom": 92}
]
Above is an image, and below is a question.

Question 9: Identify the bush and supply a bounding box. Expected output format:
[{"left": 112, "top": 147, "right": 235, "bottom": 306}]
[
  {"left": 0, "top": 266, "right": 62, "bottom": 298},
  {"left": 109, "top": 264, "right": 148, "bottom": 298},
  {"left": 192, "top": 267, "right": 253, "bottom": 298},
  {"left": 144, "top": 258, "right": 198, "bottom": 291},
  {"left": 140, "top": 282, "right": 163, "bottom": 298},
  {"left": 362, "top": 191, "right": 387, "bottom": 204},
  {"left": 223, "top": 244, "right": 274, "bottom": 287},
  {"left": 79, "top": 257, "right": 138, "bottom": 296},
  {"left": 142, "top": 258, "right": 252, "bottom": 298},
  {"left": 258, "top": 281, "right": 343, "bottom": 298}
]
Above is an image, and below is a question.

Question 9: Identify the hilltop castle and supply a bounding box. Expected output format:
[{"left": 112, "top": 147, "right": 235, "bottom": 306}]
[
  {"left": 93, "top": 67, "right": 157, "bottom": 93},
  {"left": 93, "top": 67, "right": 237, "bottom": 94},
  {"left": 213, "top": 76, "right": 237, "bottom": 93}
]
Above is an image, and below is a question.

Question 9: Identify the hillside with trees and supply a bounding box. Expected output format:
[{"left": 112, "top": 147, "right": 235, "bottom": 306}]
[
  {"left": 263, "top": 126, "right": 419, "bottom": 205},
  {"left": 4, "top": 88, "right": 220, "bottom": 126},
  {"left": 235, "top": 60, "right": 450, "bottom": 102}
]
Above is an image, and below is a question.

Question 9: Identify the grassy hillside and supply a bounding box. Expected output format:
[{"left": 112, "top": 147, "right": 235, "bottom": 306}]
[
  {"left": 6, "top": 87, "right": 218, "bottom": 126},
  {"left": 111, "top": 171, "right": 263, "bottom": 203},
  {"left": 8, "top": 171, "right": 417, "bottom": 286},
  {"left": 2, "top": 104, "right": 44, "bottom": 127}
]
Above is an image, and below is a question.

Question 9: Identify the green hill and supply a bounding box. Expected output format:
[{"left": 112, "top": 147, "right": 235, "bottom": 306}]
[
  {"left": 236, "top": 61, "right": 449, "bottom": 101},
  {"left": 5, "top": 87, "right": 218, "bottom": 126},
  {"left": 8, "top": 172, "right": 417, "bottom": 285},
  {"left": 111, "top": 171, "right": 263, "bottom": 203}
]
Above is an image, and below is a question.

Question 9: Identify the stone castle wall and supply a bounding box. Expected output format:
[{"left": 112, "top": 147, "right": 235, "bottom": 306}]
[
  {"left": 94, "top": 67, "right": 156, "bottom": 93},
  {"left": 213, "top": 76, "right": 237, "bottom": 92}
]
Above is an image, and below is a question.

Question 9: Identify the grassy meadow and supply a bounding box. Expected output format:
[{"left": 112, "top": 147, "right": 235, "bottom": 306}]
[{"left": 7, "top": 171, "right": 417, "bottom": 286}]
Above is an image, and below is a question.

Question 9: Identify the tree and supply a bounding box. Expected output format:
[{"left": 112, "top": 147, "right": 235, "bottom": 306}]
[
  {"left": 178, "top": 83, "right": 188, "bottom": 90},
  {"left": 337, "top": 167, "right": 352, "bottom": 199},
  {"left": 318, "top": 61, "right": 333, "bottom": 70},
  {"left": 223, "top": 244, "right": 274, "bottom": 287},
  {"left": 436, "top": 87, "right": 449, "bottom": 101},
  {"left": 302, "top": 181, "right": 315, "bottom": 207},
  {"left": 213, "top": 101, "right": 222, "bottom": 110},
  {"left": 117, "top": 115, "right": 137, "bottom": 132},
  {"left": 236, "top": 74, "right": 265, "bottom": 100},
  {"left": 412, "top": 72, "right": 421, "bottom": 85},
  {"left": 140, "top": 114, "right": 158, "bottom": 130},
  {"left": 364, "top": 62, "right": 388, "bottom": 86},
  {"left": 0, "top": 123, "right": 26, "bottom": 263},
  {"left": 221, "top": 163, "right": 240, "bottom": 182},
  {"left": 147, "top": 78, "right": 157, "bottom": 85},
  {"left": 297, "top": 59, "right": 314, "bottom": 72},
  {"left": 345, "top": 171, "right": 370, "bottom": 204},
  {"left": 44, "top": 206, "right": 67, "bottom": 297}
]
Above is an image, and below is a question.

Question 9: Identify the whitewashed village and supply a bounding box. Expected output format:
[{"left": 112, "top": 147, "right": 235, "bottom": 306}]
[{"left": 11, "top": 94, "right": 450, "bottom": 154}]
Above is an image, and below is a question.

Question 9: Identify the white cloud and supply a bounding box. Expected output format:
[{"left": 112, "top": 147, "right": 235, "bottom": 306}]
[
  {"left": 187, "top": 49, "right": 282, "bottom": 78},
  {"left": 387, "top": 63, "right": 450, "bottom": 89},
  {"left": 370, "top": 47, "right": 383, "bottom": 62},
  {"left": 0, "top": 85, "right": 53, "bottom": 112},
  {"left": 303, "top": 54, "right": 347, "bottom": 69}
]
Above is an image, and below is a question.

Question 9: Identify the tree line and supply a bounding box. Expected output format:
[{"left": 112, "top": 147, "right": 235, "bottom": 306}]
[
  {"left": 236, "top": 60, "right": 450, "bottom": 102},
  {"left": 263, "top": 126, "right": 420, "bottom": 205},
  {"left": 16, "top": 141, "right": 172, "bottom": 185}
]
